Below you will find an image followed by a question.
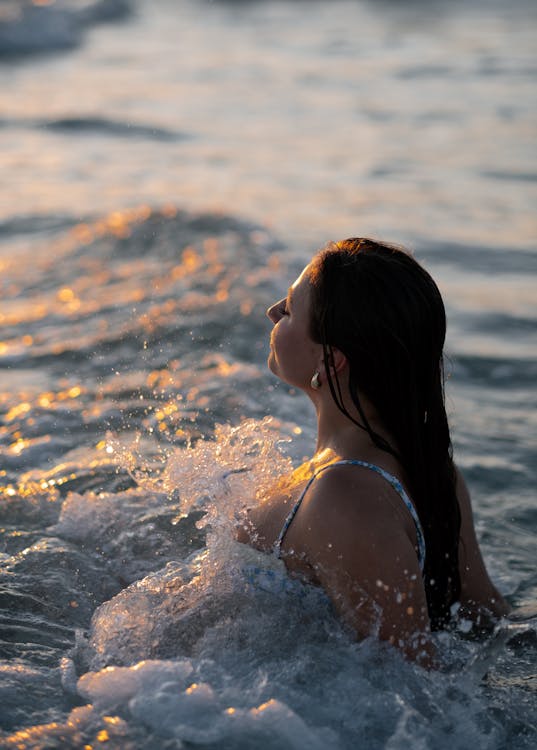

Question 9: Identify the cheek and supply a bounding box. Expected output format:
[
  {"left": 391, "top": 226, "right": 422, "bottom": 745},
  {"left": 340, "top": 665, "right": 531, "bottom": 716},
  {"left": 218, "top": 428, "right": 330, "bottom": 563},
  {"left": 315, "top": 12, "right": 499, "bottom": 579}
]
[
  {"left": 271, "top": 322, "right": 294, "bottom": 354},
  {"left": 272, "top": 324, "right": 314, "bottom": 373}
]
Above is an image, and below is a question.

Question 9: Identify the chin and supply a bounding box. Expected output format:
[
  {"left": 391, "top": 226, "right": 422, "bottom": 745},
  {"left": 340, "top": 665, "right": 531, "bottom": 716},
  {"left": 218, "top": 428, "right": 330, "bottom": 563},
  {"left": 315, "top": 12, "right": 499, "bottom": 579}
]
[
  {"left": 267, "top": 353, "right": 286, "bottom": 383},
  {"left": 267, "top": 353, "right": 277, "bottom": 375}
]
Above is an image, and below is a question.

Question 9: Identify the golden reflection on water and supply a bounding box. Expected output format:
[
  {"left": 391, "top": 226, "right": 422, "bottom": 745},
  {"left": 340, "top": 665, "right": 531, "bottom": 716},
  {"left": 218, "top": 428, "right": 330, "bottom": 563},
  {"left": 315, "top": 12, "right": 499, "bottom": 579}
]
[
  {"left": 2, "top": 710, "right": 125, "bottom": 748},
  {"left": 0, "top": 205, "right": 277, "bottom": 497},
  {"left": 0, "top": 205, "right": 268, "bottom": 366},
  {"left": 71, "top": 206, "right": 153, "bottom": 247},
  {"left": 0, "top": 471, "right": 72, "bottom": 499},
  {"left": 4, "top": 388, "right": 84, "bottom": 427},
  {"left": 253, "top": 699, "right": 277, "bottom": 714}
]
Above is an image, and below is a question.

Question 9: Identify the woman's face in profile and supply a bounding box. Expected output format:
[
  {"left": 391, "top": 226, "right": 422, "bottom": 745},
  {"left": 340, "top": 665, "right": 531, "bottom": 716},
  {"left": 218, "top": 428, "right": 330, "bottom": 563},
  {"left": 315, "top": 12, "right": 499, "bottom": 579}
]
[{"left": 266, "top": 266, "right": 321, "bottom": 389}]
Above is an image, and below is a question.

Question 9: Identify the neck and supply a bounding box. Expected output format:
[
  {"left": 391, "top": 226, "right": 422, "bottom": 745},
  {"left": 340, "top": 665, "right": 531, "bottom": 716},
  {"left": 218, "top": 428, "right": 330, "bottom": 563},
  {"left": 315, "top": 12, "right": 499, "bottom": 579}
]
[{"left": 310, "top": 384, "right": 395, "bottom": 460}]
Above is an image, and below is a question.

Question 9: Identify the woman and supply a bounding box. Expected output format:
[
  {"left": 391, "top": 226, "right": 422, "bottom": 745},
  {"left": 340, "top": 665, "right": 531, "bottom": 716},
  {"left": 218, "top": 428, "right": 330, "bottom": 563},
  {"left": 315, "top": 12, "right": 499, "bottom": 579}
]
[{"left": 238, "top": 238, "right": 508, "bottom": 665}]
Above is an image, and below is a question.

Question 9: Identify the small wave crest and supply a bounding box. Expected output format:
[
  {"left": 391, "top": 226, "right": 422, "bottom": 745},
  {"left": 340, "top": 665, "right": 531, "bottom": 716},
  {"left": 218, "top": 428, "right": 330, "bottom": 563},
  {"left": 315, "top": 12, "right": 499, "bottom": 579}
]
[
  {"left": 0, "top": 206, "right": 288, "bottom": 474},
  {"left": 0, "top": 116, "right": 187, "bottom": 142},
  {"left": 39, "top": 116, "right": 186, "bottom": 142},
  {"left": 0, "top": 0, "right": 131, "bottom": 60}
]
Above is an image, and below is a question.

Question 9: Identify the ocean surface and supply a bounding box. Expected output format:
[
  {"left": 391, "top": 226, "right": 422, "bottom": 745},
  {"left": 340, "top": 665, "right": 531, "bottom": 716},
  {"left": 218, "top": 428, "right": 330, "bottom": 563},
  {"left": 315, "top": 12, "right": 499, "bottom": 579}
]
[{"left": 0, "top": 0, "right": 536, "bottom": 747}]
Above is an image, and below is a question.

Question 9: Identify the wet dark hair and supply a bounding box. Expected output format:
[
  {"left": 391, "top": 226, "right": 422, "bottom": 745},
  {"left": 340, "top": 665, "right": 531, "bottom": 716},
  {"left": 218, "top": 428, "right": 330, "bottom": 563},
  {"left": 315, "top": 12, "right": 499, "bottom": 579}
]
[{"left": 308, "top": 238, "right": 461, "bottom": 629}]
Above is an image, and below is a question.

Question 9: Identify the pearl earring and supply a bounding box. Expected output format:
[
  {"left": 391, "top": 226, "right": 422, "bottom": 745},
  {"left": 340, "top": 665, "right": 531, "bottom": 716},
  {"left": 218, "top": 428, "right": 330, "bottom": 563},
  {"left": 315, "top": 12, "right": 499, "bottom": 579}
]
[{"left": 311, "top": 371, "right": 321, "bottom": 389}]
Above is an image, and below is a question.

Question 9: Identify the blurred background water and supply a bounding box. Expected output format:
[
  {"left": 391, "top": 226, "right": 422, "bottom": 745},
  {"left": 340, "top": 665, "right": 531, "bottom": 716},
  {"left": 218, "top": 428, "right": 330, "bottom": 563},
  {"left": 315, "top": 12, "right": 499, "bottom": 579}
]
[{"left": 0, "top": 1, "right": 536, "bottom": 748}]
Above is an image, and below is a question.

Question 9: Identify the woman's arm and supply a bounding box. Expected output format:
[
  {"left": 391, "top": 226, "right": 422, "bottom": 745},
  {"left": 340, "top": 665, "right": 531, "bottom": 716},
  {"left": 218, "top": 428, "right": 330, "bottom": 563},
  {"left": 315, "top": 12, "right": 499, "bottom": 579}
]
[{"left": 456, "top": 468, "right": 510, "bottom": 624}]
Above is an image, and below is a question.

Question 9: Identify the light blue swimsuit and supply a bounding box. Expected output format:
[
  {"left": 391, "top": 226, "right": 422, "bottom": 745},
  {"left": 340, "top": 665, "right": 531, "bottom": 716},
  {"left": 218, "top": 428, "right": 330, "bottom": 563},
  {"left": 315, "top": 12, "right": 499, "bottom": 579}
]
[{"left": 243, "top": 460, "right": 426, "bottom": 595}]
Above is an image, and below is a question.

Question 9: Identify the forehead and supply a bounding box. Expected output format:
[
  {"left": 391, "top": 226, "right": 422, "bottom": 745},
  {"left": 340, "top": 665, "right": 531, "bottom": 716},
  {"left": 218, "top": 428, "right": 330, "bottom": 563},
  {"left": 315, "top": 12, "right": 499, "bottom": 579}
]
[{"left": 289, "top": 265, "right": 311, "bottom": 300}]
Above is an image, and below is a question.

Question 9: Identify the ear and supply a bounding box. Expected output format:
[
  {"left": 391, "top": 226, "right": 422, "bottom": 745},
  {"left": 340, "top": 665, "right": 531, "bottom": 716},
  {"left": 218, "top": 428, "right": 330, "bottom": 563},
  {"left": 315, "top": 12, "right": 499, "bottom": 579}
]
[{"left": 318, "top": 346, "right": 347, "bottom": 377}]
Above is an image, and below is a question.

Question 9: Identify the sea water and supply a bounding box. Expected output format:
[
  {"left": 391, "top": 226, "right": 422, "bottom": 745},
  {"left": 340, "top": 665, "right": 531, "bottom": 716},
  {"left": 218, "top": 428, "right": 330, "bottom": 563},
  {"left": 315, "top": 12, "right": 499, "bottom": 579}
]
[{"left": 0, "top": 1, "right": 536, "bottom": 748}]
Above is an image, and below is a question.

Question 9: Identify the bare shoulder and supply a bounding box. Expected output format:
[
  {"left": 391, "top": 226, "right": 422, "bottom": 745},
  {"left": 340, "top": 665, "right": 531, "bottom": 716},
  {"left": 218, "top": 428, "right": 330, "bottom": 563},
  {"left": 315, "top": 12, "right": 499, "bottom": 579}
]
[
  {"left": 283, "top": 462, "right": 423, "bottom": 593},
  {"left": 283, "top": 462, "right": 432, "bottom": 663},
  {"left": 296, "top": 461, "right": 417, "bottom": 551}
]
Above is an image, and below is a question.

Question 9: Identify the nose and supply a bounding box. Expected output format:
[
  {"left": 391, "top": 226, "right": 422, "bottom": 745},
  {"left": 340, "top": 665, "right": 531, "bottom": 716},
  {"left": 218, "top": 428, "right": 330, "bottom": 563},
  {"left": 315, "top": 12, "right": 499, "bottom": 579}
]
[
  {"left": 266, "top": 302, "right": 278, "bottom": 323},
  {"left": 266, "top": 299, "right": 283, "bottom": 324}
]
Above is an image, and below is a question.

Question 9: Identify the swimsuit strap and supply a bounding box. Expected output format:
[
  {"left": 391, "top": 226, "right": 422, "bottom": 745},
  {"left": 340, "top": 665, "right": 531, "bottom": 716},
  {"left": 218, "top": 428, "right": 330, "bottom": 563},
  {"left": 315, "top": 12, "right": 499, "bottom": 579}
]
[{"left": 273, "top": 459, "right": 426, "bottom": 571}]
